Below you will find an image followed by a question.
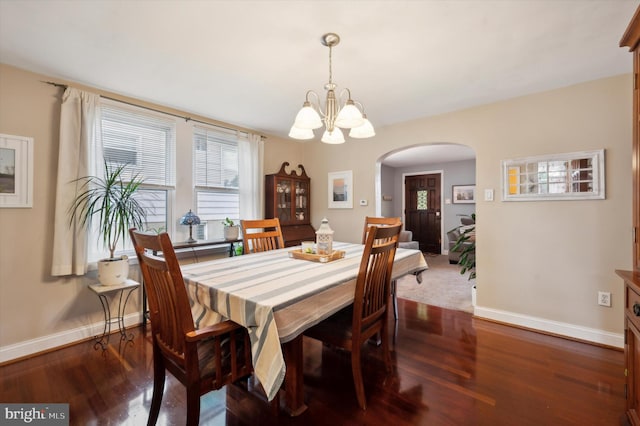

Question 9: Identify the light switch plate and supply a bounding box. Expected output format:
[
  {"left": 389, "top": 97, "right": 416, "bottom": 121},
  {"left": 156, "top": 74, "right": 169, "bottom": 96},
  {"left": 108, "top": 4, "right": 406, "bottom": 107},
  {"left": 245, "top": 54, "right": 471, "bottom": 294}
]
[
  {"left": 359, "top": 199, "right": 368, "bottom": 206},
  {"left": 484, "top": 189, "right": 494, "bottom": 202}
]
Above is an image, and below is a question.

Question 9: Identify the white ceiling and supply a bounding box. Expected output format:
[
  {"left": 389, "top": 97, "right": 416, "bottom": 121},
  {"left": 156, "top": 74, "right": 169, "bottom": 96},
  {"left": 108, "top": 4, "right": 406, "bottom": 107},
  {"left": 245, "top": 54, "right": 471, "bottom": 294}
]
[
  {"left": 382, "top": 143, "right": 476, "bottom": 167},
  {"left": 0, "top": 1, "right": 637, "bottom": 167}
]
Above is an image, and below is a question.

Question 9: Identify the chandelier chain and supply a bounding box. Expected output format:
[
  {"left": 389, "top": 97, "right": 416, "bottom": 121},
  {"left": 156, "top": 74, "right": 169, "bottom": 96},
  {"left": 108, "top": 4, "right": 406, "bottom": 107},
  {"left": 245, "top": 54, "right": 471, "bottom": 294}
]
[{"left": 328, "top": 45, "right": 333, "bottom": 85}]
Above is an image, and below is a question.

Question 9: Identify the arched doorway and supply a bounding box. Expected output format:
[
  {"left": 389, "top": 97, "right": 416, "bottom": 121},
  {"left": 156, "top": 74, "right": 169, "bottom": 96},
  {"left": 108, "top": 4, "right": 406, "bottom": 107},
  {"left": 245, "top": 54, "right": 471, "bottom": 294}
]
[{"left": 376, "top": 143, "right": 476, "bottom": 254}]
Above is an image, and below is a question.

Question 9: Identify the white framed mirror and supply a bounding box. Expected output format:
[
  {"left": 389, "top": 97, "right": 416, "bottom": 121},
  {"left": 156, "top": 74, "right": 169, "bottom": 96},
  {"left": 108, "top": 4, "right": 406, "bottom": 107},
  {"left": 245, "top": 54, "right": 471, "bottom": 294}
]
[{"left": 501, "top": 149, "right": 605, "bottom": 201}]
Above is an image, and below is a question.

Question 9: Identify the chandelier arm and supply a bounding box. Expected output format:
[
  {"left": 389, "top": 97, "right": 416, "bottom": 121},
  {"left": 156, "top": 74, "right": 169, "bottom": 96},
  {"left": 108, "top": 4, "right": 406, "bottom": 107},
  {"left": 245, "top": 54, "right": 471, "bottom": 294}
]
[
  {"left": 353, "top": 100, "right": 366, "bottom": 114},
  {"left": 338, "top": 88, "right": 367, "bottom": 114},
  {"left": 338, "top": 88, "right": 353, "bottom": 103},
  {"left": 305, "top": 90, "right": 327, "bottom": 119}
]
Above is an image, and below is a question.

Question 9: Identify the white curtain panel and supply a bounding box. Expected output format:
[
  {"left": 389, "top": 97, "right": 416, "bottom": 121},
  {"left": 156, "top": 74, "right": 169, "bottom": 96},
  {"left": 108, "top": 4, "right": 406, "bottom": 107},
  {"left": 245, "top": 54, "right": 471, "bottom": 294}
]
[
  {"left": 51, "top": 88, "right": 100, "bottom": 276},
  {"left": 238, "top": 133, "right": 264, "bottom": 220}
]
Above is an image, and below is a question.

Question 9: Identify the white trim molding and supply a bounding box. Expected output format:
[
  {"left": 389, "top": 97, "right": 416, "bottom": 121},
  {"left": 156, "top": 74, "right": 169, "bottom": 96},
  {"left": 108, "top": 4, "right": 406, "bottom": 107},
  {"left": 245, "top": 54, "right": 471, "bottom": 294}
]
[
  {"left": 474, "top": 306, "right": 623, "bottom": 348},
  {"left": 0, "top": 313, "right": 142, "bottom": 364}
]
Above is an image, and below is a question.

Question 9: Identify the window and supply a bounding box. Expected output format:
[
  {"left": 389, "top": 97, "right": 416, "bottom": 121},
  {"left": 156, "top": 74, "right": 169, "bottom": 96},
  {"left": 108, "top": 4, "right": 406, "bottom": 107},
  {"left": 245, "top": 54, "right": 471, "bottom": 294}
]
[
  {"left": 501, "top": 149, "right": 605, "bottom": 201},
  {"left": 417, "top": 190, "right": 428, "bottom": 210},
  {"left": 193, "top": 126, "right": 239, "bottom": 238},
  {"left": 81, "top": 98, "right": 256, "bottom": 259},
  {"left": 88, "top": 102, "right": 175, "bottom": 260},
  {"left": 101, "top": 103, "right": 175, "bottom": 187}
]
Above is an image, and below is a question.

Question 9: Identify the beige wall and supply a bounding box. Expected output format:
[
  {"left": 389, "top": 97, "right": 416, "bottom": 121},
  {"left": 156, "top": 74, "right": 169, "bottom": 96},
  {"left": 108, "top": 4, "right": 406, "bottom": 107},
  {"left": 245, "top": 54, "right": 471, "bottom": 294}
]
[
  {"left": 0, "top": 64, "right": 303, "bottom": 360},
  {"left": 0, "top": 63, "right": 632, "bottom": 361},
  {"left": 301, "top": 74, "right": 632, "bottom": 343}
]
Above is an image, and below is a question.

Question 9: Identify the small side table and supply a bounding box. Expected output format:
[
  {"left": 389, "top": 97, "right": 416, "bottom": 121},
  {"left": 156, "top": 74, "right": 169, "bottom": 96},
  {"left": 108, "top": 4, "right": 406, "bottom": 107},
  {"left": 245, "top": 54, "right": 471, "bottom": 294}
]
[{"left": 88, "top": 279, "right": 140, "bottom": 350}]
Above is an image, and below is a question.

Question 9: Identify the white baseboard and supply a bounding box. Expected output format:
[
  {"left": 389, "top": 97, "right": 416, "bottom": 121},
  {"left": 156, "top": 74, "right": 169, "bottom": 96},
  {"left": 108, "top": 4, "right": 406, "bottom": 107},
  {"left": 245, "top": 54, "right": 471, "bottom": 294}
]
[
  {"left": 2, "top": 307, "right": 623, "bottom": 363},
  {"left": 474, "top": 306, "right": 624, "bottom": 348},
  {"left": 0, "top": 313, "right": 143, "bottom": 364}
]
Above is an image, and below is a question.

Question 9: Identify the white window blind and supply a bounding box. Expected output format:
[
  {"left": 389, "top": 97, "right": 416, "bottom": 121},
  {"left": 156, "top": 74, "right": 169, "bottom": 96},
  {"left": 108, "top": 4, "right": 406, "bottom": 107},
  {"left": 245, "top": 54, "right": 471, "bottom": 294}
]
[
  {"left": 193, "top": 126, "right": 240, "bottom": 224},
  {"left": 101, "top": 103, "right": 176, "bottom": 187},
  {"left": 196, "top": 191, "right": 239, "bottom": 221},
  {"left": 194, "top": 126, "right": 238, "bottom": 189},
  {"left": 135, "top": 188, "right": 168, "bottom": 231}
]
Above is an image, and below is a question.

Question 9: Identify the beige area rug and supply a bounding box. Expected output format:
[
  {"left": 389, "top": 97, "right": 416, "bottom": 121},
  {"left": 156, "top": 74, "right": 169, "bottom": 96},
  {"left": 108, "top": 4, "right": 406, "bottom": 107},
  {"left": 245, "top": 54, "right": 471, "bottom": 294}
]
[{"left": 396, "top": 254, "right": 474, "bottom": 313}]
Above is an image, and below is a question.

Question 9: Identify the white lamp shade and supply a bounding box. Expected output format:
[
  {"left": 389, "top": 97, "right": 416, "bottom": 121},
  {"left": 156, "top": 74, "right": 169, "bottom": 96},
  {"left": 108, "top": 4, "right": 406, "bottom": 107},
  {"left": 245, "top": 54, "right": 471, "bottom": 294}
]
[
  {"left": 334, "top": 102, "right": 364, "bottom": 128},
  {"left": 321, "top": 127, "right": 345, "bottom": 144},
  {"left": 294, "top": 105, "right": 323, "bottom": 129},
  {"left": 288, "top": 125, "right": 315, "bottom": 140},
  {"left": 349, "top": 118, "right": 375, "bottom": 138}
]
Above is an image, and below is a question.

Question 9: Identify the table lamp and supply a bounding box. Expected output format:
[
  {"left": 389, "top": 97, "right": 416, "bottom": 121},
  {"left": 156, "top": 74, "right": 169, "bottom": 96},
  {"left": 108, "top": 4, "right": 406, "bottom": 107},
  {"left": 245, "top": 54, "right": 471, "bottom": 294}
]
[{"left": 179, "top": 209, "right": 201, "bottom": 243}]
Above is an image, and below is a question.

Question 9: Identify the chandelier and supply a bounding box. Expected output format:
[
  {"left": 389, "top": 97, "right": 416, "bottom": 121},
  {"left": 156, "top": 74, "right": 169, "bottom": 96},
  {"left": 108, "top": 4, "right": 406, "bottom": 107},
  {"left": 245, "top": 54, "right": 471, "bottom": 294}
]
[{"left": 289, "top": 33, "right": 375, "bottom": 144}]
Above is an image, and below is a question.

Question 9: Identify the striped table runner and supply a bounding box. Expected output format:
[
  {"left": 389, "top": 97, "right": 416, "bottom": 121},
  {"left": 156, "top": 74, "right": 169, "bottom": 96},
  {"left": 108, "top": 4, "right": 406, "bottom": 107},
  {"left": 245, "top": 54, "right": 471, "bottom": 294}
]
[{"left": 181, "top": 242, "right": 427, "bottom": 402}]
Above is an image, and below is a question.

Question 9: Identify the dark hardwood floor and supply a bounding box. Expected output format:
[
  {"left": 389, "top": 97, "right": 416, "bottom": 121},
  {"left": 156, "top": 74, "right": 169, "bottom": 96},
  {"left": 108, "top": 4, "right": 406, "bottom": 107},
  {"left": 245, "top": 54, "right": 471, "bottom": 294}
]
[{"left": 0, "top": 299, "right": 628, "bottom": 425}]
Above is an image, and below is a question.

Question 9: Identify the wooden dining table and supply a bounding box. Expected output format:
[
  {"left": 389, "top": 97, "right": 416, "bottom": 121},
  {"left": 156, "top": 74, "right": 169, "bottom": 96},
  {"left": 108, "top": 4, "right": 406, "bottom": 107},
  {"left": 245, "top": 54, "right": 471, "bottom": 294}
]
[{"left": 181, "top": 241, "right": 427, "bottom": 415}]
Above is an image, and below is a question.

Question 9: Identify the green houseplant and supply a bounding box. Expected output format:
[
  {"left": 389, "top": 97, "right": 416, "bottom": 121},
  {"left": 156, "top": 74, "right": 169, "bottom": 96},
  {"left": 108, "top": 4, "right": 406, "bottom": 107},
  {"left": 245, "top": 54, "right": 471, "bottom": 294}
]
[
  {"left": 69, "top": 162, "right": 146, "bottom": 285},
  {"left": 452, "top": 228, "right": 475, "bottom": 280},
  {"left": 452, "top": 214, "right": 476, "bottom": 304}
]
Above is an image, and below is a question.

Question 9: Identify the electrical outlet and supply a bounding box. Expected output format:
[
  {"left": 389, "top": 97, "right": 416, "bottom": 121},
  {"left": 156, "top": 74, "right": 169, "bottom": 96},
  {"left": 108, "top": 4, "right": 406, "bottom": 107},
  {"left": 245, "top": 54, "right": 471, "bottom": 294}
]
[{"left": 598, "top": 291, "right": 611, "bottom": 307}]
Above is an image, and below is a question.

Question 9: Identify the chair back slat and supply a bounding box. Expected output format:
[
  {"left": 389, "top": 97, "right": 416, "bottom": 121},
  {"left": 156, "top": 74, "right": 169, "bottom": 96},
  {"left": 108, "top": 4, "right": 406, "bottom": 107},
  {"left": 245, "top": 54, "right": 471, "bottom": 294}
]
[
  {"left": 361, "top": 216, "right": 402, "bottom": 244},
  {"left": 241, "top": 218, "right": 285, "bottom": 254}
]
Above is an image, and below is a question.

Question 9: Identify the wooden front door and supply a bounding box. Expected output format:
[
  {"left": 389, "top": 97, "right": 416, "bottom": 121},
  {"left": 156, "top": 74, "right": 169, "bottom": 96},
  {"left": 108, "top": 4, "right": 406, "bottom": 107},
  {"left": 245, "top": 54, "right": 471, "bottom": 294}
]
[{"left": 405, "top": 173, "right": 441, "bottom": 253}]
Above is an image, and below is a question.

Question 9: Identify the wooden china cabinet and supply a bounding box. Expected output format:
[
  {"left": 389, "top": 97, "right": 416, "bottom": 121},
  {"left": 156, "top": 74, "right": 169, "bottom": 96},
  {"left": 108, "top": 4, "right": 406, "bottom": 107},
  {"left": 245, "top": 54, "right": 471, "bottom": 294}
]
[
  {"left": 265, "top": 162, "right": 316, "bottom": 247},
  {"left": 619, "top": 7, "right": 640, "bottom": 425}
]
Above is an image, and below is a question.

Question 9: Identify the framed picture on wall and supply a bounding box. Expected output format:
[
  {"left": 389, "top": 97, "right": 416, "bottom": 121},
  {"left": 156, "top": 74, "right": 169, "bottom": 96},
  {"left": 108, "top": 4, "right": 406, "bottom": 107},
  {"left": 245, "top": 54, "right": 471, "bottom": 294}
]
[
  {"left": 0, "top": 134, "right": 33, "bottom": 208},
  {"left": 328, "top": 170, "right": 353, "bottom": 209},
  {"left": 452, "top": 184, "right": 475, "bottom": 204}
]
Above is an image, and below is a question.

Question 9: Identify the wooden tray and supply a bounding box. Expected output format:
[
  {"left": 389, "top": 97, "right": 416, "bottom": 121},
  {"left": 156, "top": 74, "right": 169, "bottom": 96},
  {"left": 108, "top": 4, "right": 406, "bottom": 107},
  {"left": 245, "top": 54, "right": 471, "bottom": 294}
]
[{"left": 288, "top": 249, "right": 346, "bottom": 263}]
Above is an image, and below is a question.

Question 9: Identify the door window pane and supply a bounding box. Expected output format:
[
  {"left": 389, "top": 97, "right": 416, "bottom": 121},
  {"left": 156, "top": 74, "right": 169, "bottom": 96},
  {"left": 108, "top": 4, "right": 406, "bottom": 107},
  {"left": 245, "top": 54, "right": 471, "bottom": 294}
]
[{"left": 417, "top": 190, "right": 428, "bottom": 210}]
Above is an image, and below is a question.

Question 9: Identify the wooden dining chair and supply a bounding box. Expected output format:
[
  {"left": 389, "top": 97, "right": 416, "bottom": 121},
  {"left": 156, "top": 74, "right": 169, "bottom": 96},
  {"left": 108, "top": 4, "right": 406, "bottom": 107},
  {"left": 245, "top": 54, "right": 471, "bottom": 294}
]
[
  {"left": 362, "top": 216, "right": 403, "bottom": 320},
  {"left": 304, "top": 223, "right": 402, "bottom": 410},
  {"left": 129, "top": 229, "right": 254, "bottom": 426},
  {"left": 361, "top": 216, "right": 402, "bottom": 244},
  {"left": 240, "top": 218, "right": 285, "bottom": 254}
]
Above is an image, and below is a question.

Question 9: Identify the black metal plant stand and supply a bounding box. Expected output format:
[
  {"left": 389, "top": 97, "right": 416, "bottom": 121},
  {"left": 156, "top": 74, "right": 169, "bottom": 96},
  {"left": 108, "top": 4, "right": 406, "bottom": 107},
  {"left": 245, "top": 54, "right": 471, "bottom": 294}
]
[{"left": 88, "top": 280, "right": 140, "bottom": 350}]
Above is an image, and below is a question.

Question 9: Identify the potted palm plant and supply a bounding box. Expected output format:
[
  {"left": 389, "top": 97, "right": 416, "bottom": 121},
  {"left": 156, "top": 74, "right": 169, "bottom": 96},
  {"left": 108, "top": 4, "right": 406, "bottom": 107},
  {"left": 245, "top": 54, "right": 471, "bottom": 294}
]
[
  {"left": 69, "top": 162, "right": 146, "bottom": 285},
  {"left": 452, "top": 216, "right": 476, "bottom": 304}
]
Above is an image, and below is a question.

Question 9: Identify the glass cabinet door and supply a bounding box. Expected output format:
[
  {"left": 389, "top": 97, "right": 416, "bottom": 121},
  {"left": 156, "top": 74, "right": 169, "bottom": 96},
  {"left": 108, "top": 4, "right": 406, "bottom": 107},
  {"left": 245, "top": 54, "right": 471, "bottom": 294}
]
[
  {"left": 276, "top": 179, "right": 292, "bottom": 223},
  {"left": 294, "top": 181, "right": 308, "bottom": 222}
]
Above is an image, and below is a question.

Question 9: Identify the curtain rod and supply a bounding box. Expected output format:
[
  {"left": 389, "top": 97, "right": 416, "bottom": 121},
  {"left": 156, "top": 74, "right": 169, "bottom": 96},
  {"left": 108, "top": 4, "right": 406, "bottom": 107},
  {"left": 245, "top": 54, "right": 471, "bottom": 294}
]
[{"left": 41, "top": 81, "right": 266, "bottom": 140}]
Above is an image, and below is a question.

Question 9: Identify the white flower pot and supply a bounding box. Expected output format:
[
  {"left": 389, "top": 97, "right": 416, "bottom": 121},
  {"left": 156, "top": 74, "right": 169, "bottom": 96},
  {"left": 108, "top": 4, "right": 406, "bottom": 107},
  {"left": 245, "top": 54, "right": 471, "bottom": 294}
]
[
  {"left": 224, "top": 225, "right": 239, "bottom": 240},
  {"left": 471, "top": 285, "right": 477, "bottom": 307},
  {"left": 97, "top": 255, "right": 129, "bottom": 286}
]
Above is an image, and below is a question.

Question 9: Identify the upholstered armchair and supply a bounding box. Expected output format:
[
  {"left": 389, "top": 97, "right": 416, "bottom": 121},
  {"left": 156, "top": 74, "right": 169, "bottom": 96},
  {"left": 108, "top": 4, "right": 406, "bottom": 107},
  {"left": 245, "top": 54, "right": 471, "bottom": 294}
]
[
  {"left": 398, "top": 230, "right": 419, "bottom": 250},
  {"left": 447, "top": 228, "right": 464, "bottom": 263},
  {"left": 447, "top": 215, "right": 475, "bottom": 264}
]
